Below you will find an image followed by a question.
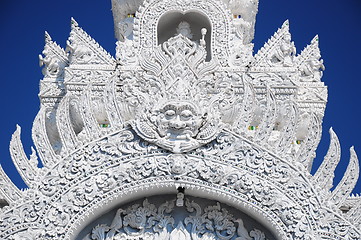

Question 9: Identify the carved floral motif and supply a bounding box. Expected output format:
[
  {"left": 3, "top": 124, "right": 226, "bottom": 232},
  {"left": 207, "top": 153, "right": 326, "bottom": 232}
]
[{"left": 83, "top": 198, "right": 269, "bottom": 240}]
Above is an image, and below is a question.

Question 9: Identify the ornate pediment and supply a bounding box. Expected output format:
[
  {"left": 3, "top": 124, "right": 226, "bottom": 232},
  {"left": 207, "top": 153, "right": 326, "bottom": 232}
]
[
  {"left": 0, "top": 0, "right": 360, "bottom": 239},
  {"left": 252, "top": 20, "right": 296, "bottom": 69},
  {"left": 123, "top": 35, "right": 224, "bottom": 153},
  {"left": 66, "top": 18, "right": 115, "bottom": 67}
]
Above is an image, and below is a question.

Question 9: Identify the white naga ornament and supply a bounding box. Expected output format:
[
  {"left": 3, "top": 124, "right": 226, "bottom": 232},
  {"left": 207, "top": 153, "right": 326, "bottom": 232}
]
[{"left": 0, "top": 0, "right": 360, "bottom": 239}]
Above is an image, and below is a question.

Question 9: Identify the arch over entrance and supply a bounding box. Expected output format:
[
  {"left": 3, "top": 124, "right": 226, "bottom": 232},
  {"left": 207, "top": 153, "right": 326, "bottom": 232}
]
[
  {"left": 62, "top": 168, "right": 287, "bottom": 240},
  {"left": 76, "top": 194, "right": 277, "bottom": 239}
]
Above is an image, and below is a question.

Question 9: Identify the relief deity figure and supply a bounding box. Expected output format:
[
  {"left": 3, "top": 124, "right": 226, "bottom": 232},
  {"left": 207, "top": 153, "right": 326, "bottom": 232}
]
[
  {"left": 271, "top": 33, "right": 296, "bottom": 67},
  {"left": 233, "top": 17, "right": 252, "bottom": 44},
  {"left": 129, "top": 34, "right": 223, "bottom": 153},
  {"left": 176, "top": 21, "right": 194, "bottom": 39}
]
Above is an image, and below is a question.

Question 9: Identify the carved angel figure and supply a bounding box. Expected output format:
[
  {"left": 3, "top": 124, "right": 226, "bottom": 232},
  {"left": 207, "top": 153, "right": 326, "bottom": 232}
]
[{"left": 271, "top": 33, "right": 296, "bottom": 66}]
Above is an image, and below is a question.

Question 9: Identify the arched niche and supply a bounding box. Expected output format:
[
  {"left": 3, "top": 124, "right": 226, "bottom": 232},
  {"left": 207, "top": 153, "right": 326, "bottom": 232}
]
[
  {"left": 134, "top": 0, "right": 231, "bottom": 66},
  {"left": 157, "top": 11, "right": 212, "bottom": 61},
  {"left": 76, "top": 194, "right": 277, "bottom": 240}
]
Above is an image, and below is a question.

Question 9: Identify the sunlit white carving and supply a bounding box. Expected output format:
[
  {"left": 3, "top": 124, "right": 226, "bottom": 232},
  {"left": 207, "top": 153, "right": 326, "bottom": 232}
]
[
  {"left": 83, "top": 198, "right": 268, "bottom": 240},
  {"left": 0, "top": 0, "right": 360, "bottom": 239}
]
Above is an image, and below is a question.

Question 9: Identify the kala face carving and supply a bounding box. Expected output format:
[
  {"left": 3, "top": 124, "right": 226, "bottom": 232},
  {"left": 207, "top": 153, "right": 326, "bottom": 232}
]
[{"left": 153, "top": 101, "right": 202, "bottom": 141}]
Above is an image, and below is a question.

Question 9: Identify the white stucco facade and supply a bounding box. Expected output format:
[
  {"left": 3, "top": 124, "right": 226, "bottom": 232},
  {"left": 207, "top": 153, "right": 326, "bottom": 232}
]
[{"left": 0, "top": 0, "right": 360, "bottom": 239}]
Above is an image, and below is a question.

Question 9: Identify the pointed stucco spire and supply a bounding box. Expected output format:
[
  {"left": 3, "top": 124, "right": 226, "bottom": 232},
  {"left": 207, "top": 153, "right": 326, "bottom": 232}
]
[
  {"left": 66, "top": 16, "right": 115, "bottom": 66},
  {"left": 312, "top": 34, "right": 319, "bottom": 43},
  {"left": 39, "top": 29, "right": 68, "bottom": 79},
  {"left": 70, "top": 17, "right": 79, "bottom": 28},
  {"left": 251, "top": 19, "right": 295, "bottom": 68},
  {"left": 296, "top": 34, "right": 325, "bottom": 82},
  {"left": 296, "top": 34, "right": 321, "bottom": 64},
  {"left": 282, "top": 19, "right": 289, "bottom": 28},
  {"left": 44, "top": 31, "right": 52, "bottom": 43}
]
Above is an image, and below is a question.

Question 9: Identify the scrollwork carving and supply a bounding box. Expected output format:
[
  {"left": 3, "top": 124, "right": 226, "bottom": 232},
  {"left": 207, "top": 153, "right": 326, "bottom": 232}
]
[{"left": 83, "top": 198, "right": 269, "bottom": 240}]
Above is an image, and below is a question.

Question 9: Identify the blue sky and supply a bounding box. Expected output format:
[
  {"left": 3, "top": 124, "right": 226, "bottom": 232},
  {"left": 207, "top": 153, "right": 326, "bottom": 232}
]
[{"left": 0, "top": 0, "right": 360, "bottom": 194}]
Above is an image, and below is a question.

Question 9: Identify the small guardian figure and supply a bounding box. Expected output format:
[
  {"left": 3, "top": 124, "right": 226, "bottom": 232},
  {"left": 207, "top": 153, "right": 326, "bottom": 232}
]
[
  {"left": 176, "top": 21, "right": 193, "bottom": 39},
  {"left": 300, "top": 58, "right": 325, "bottom": 81},
  {"left": 39, "top": 54, "right": 62, "bottom": 77}
]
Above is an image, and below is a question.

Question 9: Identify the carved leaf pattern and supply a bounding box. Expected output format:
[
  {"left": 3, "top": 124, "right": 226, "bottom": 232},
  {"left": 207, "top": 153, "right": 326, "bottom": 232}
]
[
  {"left": 9, "top": 125, "right": 39, "bottom": 187},
  {"left": 31, "top": 107, "right": 58, "bottom": 166},
  {"left": 313, "top": 128, "right": 341, "bottom": 191},
  {"left": 329, "top": 147, "right": 360, "bottom": 208},
  {"left": 55, "top": 96, "right": 79, "bottom": 156}
]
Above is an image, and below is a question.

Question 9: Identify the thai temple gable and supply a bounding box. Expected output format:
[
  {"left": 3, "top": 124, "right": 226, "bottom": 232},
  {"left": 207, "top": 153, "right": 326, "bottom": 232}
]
[
  {"left": 66, "top": 18, "right": 116, "bottom": 67},
  {"left": 295, "top": 35, "right": 324, "bottom": 83},
  {"left": 251, "top": 20, "right": 295, "bottom": 69},
  {"left": 39, "top": 31, "right": 69, "bottom": 81},
  {"left": 0, "top": 0, "right": 361, "bottom": 239}
]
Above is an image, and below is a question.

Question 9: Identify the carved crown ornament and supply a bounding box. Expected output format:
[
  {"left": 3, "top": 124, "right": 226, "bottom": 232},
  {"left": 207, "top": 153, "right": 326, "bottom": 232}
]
[{"left": 0, "top": 0, "right": 360, "bottom": 239}]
